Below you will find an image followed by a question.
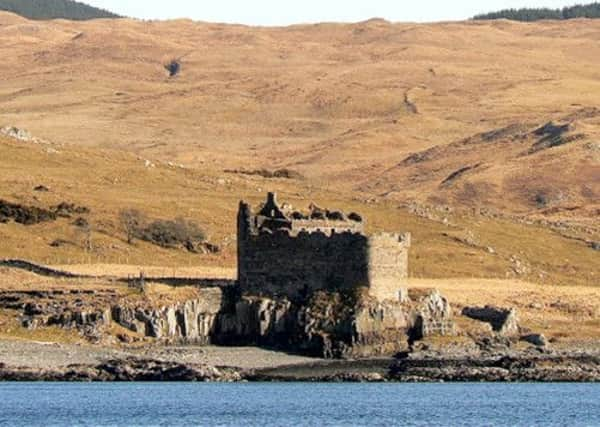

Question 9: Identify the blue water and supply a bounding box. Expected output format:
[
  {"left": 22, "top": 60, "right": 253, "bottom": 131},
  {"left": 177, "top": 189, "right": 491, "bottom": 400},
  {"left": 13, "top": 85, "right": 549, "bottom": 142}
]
[{"left": 0, "top": 383, "right": 598, "bottom": 426}]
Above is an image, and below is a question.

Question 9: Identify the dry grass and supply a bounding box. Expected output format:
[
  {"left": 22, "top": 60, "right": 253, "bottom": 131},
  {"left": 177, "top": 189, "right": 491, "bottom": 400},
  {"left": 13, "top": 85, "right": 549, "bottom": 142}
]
[
  {"left": 132, "top": 283, "right": 204, "bottom": 306},
  {"left": 0, "top": 14, "right": 598, "bottom": 220},
  {"left": 0, "top": 266, "right": 128, "bottom": 292},
  {"left": 51, "top": 264, "right": 237, "bottom": 279},
  {"left": 0, "top": 133, "right": 597, "bottom": 288},
  {"left": 0, "top": 15, "right": 597, "bottom": 288},
  {"left": 409, "top": 278, "right": 600, "bottom": 343}
]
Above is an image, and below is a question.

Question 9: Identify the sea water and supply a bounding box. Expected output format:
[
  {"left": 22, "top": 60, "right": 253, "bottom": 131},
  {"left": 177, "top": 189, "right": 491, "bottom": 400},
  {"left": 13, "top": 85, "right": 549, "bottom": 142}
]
[{"left": 0, "top": 382, "right": 598, "bottom": 426}]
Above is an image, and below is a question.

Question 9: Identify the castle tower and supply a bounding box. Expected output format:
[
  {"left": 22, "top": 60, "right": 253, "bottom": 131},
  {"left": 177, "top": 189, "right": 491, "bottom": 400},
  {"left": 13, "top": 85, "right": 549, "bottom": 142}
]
[
  {"left": 237, "top": 201, "right": 253, "bottom": 287},
  {"left": 236, "top": 192, "right": 411, "bottom": 302}
]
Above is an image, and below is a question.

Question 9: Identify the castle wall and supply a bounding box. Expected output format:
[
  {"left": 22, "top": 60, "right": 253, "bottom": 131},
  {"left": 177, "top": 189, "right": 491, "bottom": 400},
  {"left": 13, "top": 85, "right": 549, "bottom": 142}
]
[
  {"left": 237, "top": 200, "right": 411, "bottom": 302},
  {"left": 367, "top": 233, "right": 411, "bottom": 301},
  {"left": 238, "top": 228, "right": 370, "bottom": 300}
]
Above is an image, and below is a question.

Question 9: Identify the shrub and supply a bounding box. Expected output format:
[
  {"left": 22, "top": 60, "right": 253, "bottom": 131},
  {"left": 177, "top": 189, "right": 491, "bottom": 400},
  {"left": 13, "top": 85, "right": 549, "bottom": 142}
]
[
  {"left": 138, "top": 217, "right": 206, "bottom": 248},
  {"left": 165, "top": 60, "right": 181, "bottom": 77},
  {"left": 119, "top": 209, "right": 207, "bottom": 250},
  {"left": 0, "top": 199, "right": 56, "bottom": 225},
  {"left": 224, "top": 168, "right": 304, "bottom": 180},
  {"left": 119, "top": 209, "right": 146, "bottom": 244}
]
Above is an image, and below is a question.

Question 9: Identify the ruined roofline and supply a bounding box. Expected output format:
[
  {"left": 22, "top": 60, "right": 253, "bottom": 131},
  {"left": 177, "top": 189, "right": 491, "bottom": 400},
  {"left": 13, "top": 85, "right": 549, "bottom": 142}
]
[
  {"left": 246, "top": 221, "right": 411, "bottom": 247},
  {"left": 245, "top": 191, "right": 364, "bottom": 224},
  {"left": 239, "top": 197, "right": 409, "bottom": 245},
  {"left": 255, "top": 227, "right": 365, "bottom": 238}
]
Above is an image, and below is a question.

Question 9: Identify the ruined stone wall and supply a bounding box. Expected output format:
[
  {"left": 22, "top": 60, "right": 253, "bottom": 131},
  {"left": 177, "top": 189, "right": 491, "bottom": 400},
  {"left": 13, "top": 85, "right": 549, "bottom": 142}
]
[
  {"left": 289, "top": 219, "right": 363, "bottom": 236},
  {"left": 238, "top": 201, "right": 410, "bottom": 302},
  {"left": 367, "top": 233, "right": 411, "bottom": 301},
  {"left": 238, "top": 228, "right": 369, "bottom": 300}
]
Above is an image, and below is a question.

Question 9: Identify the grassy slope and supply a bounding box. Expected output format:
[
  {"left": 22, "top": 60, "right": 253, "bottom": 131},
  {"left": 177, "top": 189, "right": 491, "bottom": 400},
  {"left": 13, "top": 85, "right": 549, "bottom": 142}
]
[
  {"left": 0, "top": 15, "right": 598, "bottom": 221},
  {"left": 0, "top": 136, "right": 597, "bottom": 287}
]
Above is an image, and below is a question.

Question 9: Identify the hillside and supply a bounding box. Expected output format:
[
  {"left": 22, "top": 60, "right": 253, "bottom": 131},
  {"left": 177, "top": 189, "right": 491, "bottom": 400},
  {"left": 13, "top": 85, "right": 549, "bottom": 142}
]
[
  {"left": 0, "top": 13, "right": 597, "bottom": 286},
  {"left": 0, "top": 134, "right": 597, "bottom": 287},
  {"left": 0, "top": 0, "right": 118, "bottom": 20},
  {"left": 0, "top": 14, "right": 598, "bottom": 226}
]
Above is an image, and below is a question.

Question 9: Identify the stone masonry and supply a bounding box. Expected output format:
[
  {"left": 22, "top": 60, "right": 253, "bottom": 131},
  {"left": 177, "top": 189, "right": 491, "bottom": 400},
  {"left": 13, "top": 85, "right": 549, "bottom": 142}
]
[{"left": 237, "top": 192, "right": 411, "bottom": 302}]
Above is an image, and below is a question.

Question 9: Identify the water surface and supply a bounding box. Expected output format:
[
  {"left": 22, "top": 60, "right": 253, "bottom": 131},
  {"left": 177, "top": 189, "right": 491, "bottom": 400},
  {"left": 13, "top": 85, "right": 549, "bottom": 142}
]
[{"left": 0, "top": 383, "right": 598, "bottom": 426}]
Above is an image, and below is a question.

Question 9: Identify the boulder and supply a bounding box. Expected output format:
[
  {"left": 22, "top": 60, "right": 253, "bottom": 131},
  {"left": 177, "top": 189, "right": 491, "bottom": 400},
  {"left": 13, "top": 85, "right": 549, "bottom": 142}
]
[
  {"left": 411, "top": 290, "right": 455, "bottom": 340},
  {"left": 521, "top": 334, "right": 548, "bottom": 347},
  {"left": 462, "top": 306, "right": 520, "bottom": 337}
]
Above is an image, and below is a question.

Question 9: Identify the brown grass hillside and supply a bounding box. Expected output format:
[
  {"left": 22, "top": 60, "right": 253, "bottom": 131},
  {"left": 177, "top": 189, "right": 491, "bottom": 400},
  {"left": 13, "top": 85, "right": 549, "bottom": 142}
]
[
  {"left": 0, "top": 13, "right": 598, "bottom": 288},
  {"left": 0, "top": 135, "right": 597, "bottom": 287},
  {"left": 0, "top": 13, "right": 598, "bottom": 219}
]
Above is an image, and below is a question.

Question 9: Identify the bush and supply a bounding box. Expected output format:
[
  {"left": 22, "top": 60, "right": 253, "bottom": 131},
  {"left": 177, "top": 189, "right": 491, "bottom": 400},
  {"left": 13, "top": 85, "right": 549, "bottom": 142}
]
[
  {"left": 0, "top": 199, "right": 56, "bottom": 225},
  {"left": 119, "top": 209, "right": 207, "bottom": 250},
  {"left": 119, "top": 209, "right": 146, "bottom": 244},
  {"left": 224, "top": 168, "right": 304, "bottom": 180},
  {"left": 165, "top": 60, "right": 181, "bottom": 77},
  {"left": 138, "top": 217, "right": 206, "bottom": 249}
]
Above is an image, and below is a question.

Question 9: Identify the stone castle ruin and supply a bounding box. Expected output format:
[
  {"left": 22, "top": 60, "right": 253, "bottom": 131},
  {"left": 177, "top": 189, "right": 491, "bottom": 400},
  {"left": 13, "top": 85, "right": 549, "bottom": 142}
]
[
  {"left": 3, "top": 192, "right": 458, "bottom": 359},
  {"left": 237, "top": 192, "right": 411, "bottom": 302}
]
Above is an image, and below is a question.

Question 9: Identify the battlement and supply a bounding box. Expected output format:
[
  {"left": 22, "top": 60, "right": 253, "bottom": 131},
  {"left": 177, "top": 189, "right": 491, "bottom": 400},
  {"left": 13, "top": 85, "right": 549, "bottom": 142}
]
[
  {"left": 242, "top": 192, "right": 365, "bottom": 238},
  {"left": 237, "top": 192, "right": 411, "bottom": 302}
]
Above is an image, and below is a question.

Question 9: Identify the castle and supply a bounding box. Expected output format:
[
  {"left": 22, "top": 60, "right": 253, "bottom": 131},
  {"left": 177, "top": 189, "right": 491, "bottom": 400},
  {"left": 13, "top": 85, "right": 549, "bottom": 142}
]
[{"left": 237, "top": 192, "right": 411, "bottom": 302}]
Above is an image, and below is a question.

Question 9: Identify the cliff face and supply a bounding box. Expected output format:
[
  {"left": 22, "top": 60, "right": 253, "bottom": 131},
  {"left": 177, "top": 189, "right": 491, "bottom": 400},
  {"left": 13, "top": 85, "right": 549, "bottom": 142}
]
[
  {"left": 111, "top": 298, "right": 222, "bottom": 344},
  {"left": 120, "top": 288, "right": 454, "bottom": 358},
  {"left": 5, "top": 285, "right": 455, "bottom": 358}
]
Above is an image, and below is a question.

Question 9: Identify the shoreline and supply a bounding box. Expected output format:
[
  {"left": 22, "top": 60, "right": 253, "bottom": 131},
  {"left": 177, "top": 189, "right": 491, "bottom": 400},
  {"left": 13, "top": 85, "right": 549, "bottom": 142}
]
[{"left": 1, "top": 340, "right": 598, "bottom": 383}]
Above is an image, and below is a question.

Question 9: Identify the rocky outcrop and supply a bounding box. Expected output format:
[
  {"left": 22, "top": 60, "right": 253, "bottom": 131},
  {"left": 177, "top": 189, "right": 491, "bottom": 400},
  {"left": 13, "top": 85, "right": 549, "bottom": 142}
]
[
  {"left": 215, "top": 288, "right": 455, "bottom": 358},
  {"left": 111, "top": 288, "right": 226, "bottom": 344},
  {"left": 462, "top": 305, "right": 519, "bottom": 337},
  {"left": 410, "top": 289, "right": 455, "bottom": 340},
  {"left": 216, "top": 297, "right": 294, "bottom": 345},
  {"left": 390, "top": 350, "right": 600, "bottom": 382},
  {"left": 23, "top": 306, "right": 111, "bottom": 337},
  {"left": 0, "top": 290, "right": 115, "bottom": 341},
  {"left": 1, "top": 288, "right": 226, "bottom": 344},
  {"left": 1, "top": 284, "right": 456, "bottom": 359},
  {"left": 0, "top": 126, "right": 35, "bottom": 142},
  {"left": 0, "top": 358, "right": 241, "bottom": 382},
  {"left": 2, "top": 350, "right": 598, "bottom": 382},
  {"left": 521, "top": 333, "right": 548, "bottom": 347}
]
